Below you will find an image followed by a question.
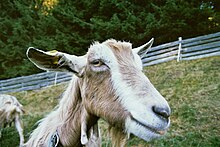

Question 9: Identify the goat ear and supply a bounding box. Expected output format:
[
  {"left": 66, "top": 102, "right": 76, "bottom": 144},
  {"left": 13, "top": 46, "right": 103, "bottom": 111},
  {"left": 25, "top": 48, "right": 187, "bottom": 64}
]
[
  {"left": 133, "top": 38, "right": 154, "bottom": 57},
  {"left": 27, "top": 47, "right": 86, "bottom": 77},
  {"left": 17, "top": 105, "right": 25, "bottom": 114}
]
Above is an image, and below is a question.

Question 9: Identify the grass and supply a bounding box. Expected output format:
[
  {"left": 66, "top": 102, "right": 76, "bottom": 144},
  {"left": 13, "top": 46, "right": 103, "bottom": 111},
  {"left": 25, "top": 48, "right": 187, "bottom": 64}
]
[{"left": 0, "top": 56, "right": 219, "bottom": 147}]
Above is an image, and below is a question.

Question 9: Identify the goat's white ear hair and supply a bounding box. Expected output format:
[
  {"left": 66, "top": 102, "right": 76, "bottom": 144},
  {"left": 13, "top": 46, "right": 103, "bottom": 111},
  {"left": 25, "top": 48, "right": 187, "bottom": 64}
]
[{"left": 133, "top": 38, "right": 154, "bottom": 57}]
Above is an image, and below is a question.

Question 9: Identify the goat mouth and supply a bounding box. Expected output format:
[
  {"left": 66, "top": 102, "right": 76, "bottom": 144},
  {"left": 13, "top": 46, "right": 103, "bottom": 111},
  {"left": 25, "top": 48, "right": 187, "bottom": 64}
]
[{"left": 131, "top": 117, "right": 166, "bottom": 135}]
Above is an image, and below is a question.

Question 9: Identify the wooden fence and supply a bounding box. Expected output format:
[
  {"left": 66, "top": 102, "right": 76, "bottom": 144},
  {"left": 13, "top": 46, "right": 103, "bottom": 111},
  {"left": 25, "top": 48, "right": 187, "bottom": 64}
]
[
  {"left": 0, "top": 32, "right": 220, "bottom": 94},
  {"left": 142, "top": 32, "right": 220, "bottom": 66},
  {"left": 0, "top": 72, "right": 72, "bottom": 93}
]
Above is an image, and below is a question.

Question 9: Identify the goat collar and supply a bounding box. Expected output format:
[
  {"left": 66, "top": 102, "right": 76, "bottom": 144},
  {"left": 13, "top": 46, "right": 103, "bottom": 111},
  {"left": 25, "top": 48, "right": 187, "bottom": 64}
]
[{"left": 48, "top": 130, "right": 63, "bottom": 147}]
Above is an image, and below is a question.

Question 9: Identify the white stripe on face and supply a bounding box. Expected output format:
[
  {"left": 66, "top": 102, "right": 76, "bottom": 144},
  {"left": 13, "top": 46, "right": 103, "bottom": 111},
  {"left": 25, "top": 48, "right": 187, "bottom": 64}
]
[{"left": 109, "top": 54, "right": 170, "bottom": 140}]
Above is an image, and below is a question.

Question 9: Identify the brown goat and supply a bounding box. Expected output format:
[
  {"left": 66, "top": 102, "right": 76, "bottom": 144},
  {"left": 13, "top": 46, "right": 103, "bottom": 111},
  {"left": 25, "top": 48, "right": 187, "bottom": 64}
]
[
  {"left": 0, "top": 94, "right": 25, "bottom": 147},
  {"left": 25, "top": 38, "right": 171, "bottom": 147}
]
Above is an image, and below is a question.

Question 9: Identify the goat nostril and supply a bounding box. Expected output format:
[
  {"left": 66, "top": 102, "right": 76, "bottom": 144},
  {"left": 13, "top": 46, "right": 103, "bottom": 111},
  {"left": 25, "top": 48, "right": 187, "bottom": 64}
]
[{"left": 152, "top": 106, "right": 170, "bottom": 119}]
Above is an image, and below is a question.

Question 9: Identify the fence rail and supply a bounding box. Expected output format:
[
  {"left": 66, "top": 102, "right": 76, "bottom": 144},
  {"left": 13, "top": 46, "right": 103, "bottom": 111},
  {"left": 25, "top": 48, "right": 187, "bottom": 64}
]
[
  {"left": 1, "top": 32, "right": 220, "bottom": 94},
  {"left": 0, "top": 72, "right": 72, "bottom": 93},
  {"left": 142, "top": 32, "right": 220, "bottom": 66}
]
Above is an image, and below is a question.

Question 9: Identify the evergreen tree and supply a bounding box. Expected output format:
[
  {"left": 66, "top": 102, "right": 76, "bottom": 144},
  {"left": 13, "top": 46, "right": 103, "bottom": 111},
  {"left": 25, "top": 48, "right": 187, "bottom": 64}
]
[{"left": 0, "top": 0, "right": 219, "bottom": 79}]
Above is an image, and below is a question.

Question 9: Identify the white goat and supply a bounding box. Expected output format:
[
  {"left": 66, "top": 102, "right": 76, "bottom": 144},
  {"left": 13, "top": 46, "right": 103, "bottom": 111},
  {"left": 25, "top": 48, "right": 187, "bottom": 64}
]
[
  {"left": 0, "top": 94, "right": 25, "bottom": 147},
  {"left": 25, "top": 38, "right": 171, "bottom": 147}
]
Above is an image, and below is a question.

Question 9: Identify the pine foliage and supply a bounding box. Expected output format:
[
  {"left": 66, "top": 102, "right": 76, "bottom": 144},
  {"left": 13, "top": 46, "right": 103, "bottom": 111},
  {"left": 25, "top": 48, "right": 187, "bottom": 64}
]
[{"left": 0, "top": 0, "right": 219, "bottom": 79}]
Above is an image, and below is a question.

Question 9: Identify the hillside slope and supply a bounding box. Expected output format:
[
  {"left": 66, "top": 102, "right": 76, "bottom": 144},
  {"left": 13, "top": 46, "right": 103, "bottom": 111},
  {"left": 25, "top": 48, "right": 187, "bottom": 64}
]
[{"left": 0, "top": 56, "right": 219, "bottom": 147}]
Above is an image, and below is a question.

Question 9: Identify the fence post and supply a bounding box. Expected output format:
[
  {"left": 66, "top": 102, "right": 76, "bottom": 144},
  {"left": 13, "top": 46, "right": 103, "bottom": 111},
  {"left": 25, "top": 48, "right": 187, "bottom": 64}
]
[
  {"left": 22, "top": 81, "right": 24, "bottom": 91},
  {"left": 54, "top": 72, "right": 58, "bottom": 86},
  {"left": 177, "top": 37, "right": 182, "bottom": 62},
  {"left": 0, "top": 82, "right": 2, "bottom": 93}
]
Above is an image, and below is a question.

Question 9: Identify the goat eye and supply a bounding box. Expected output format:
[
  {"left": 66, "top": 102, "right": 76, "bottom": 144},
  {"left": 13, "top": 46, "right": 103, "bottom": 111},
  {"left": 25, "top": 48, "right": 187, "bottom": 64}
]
[{"left": 91, "top": 60, "right": 103, "bottom": 67}]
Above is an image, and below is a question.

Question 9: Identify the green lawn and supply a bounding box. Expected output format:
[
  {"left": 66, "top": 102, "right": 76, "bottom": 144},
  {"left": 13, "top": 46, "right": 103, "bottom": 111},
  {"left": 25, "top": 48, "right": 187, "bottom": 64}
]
[{"left": 0, "top": 56, "right": 219, "bottom": 147}]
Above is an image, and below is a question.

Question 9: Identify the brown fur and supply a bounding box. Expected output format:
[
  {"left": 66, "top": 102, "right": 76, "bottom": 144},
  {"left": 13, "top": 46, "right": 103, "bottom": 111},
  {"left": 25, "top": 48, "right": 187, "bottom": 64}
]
[
  {"left": 25, "top": 76, "right": 101, "bottom": 147},
  {"left": 109, "top": 126, "right": 127, "bottom": 147}
]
